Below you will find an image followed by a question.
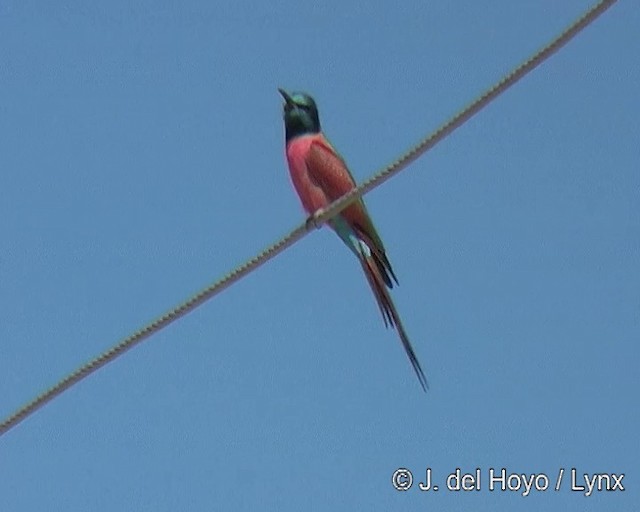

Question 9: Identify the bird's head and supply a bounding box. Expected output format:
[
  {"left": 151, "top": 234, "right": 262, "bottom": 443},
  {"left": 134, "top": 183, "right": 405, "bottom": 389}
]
[{"left": 278, "top": 88, "right": 321, "bottom": 141}]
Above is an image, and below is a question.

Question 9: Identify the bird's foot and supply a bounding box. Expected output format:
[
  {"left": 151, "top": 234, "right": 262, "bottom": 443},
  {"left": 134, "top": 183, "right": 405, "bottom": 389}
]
[{"left": 305, "top": 209, "right": 325, "bottom": 231}]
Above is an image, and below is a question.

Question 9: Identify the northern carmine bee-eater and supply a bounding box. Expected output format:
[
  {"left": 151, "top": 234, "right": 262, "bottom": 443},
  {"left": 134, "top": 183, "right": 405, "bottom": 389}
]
[{"left": 278, "top": 88, "right": 428, "bottom": 391}]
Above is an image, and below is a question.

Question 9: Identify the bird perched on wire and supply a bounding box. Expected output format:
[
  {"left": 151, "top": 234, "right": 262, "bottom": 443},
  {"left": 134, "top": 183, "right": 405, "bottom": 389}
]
[{"left": 278, "top": 88, "right": 428, "bottom": 391}]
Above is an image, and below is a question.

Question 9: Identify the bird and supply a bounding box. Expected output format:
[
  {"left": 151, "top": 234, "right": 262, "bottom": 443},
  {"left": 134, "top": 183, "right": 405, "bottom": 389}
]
[{"left": 278, "top": 88, "right": 428, "bottom": 391}]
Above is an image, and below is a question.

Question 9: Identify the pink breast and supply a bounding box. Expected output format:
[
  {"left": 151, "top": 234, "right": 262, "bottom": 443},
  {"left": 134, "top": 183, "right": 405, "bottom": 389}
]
[{"left": 285, "top": 135, "right": 330, "bottom": 215}]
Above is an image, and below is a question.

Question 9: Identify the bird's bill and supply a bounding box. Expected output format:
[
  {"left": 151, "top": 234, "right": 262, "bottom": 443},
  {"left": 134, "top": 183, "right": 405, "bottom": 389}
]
[{"left": 278, "top": 88, "right": 295, "bottom": 107}]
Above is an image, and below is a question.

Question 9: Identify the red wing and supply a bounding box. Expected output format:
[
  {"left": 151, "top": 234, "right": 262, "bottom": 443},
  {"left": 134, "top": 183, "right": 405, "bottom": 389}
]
[
  {"left": 308, "top": 138, "right": 426, "bottom": 389},
  {"left": 306, "top": 137, "right": 357, "bottom": 201},
  {"left": 307, "top": 137, "right": 398, "bottom": 286},
  {"left": 307, "top": 138, "right": 381, "bottom": 245}
]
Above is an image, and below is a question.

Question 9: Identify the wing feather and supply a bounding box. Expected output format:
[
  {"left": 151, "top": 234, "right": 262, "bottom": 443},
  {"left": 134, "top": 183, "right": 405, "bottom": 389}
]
[
  {"left": 306, "top": 136, "right": 428, "bottom": 391},
  {"left": 307, "top": 138, "right": 397, "bottom": 286}
]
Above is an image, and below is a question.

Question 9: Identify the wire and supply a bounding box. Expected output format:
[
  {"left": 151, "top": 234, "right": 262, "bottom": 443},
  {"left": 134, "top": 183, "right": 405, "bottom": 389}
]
[{"left": 0, "top": 0, "right": 617, "bottom": 438}]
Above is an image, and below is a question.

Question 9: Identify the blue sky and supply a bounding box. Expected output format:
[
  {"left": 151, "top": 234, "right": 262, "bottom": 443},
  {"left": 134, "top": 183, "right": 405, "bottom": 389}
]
[{"left": 1, "top": 1, "right": 638, "bottom": 510}]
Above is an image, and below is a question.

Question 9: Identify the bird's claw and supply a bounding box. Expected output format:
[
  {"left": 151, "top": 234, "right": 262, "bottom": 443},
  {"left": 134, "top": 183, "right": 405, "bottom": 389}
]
[{"left": 305, "top": 209, "right": 325, "bottom": 231}]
